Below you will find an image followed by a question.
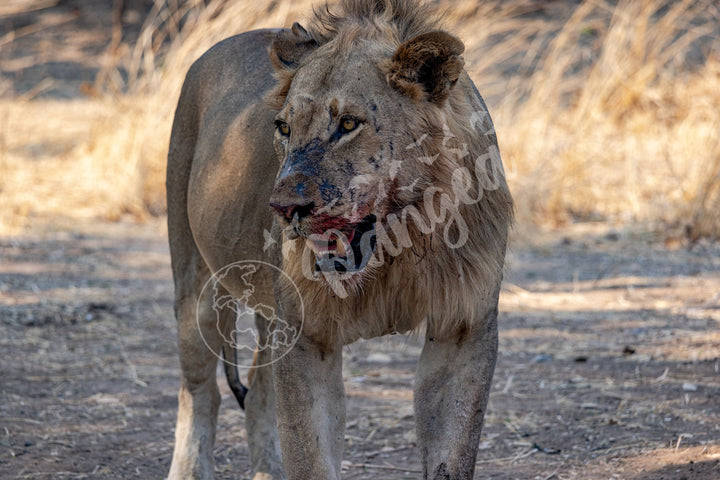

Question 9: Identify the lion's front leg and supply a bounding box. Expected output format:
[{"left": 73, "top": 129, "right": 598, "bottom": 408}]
[
  {"left": 168, "top": 262, "right": 222, "bottom": 480},
  {"left": 414, "top": 305, "right": 499, "bottom": 480},
  {"left": 272, "top": 328, "right": 345, "bottom": 480},
  {"left": 245, "top": 314, "right": 286, "bottom": 480}
]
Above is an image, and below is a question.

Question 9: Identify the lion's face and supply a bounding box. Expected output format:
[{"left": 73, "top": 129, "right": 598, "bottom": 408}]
[
  {"left": 270, "top": 45, "right": 399, "bottom": 276},
  {"left": 268, "top": 25, "right": 465, "bottom": 280}
]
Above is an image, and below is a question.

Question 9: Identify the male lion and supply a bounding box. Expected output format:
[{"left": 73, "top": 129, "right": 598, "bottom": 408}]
[{"left": 166, "top": 0, "right": 513, "bottom": 479}]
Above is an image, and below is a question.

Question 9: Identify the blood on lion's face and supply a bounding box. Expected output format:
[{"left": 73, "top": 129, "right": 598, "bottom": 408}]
[{"left": 268, "top": 25, "right": 467, "bottom": 281}]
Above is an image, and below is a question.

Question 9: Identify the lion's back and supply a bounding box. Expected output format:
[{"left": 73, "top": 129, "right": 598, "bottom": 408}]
[
  {"left": 167, "top": 29, "right": 283, "bottom": 298},
  {"left": 182, "top": 30, "right": 280, "bottom": 116}
]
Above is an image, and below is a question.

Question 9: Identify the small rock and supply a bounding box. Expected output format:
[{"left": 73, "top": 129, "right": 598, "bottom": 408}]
[
  {"left": 622, "top": 346, "right": 636, "bottom": 356},
  {"left": 531, "top": 354, "right": 553, "bottom": 364},
  {"left": 682, "top": 382, "right": 698, "bottom": 392},
  {"left": 366, "top": 352, "right": 392, "bottom": 363}
]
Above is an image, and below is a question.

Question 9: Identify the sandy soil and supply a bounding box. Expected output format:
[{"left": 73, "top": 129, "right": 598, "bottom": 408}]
[{"left": 1, "top": 219, "right": 719, "bottom": 480}]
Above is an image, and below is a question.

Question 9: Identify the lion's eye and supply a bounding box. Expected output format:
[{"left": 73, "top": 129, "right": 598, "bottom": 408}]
[
  {"left": 276, "top": 121, "right": 290, "bottom": 137},
  {"left": 339, "top": 117, "right": 358, "bottom": 134}
]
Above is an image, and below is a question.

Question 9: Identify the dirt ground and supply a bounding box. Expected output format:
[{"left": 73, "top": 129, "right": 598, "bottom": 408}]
[
  {"left": 1, "top": 219, "right": 719, "bottom": 480},
  {"left": 1, "top": 1, "right": 720, "bottom": 479}
]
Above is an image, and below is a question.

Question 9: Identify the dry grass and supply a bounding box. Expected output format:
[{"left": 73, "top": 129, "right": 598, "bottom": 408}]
[
  {"left": 490, "top": 0, "right": 720, "bottom": 239},
  {"left": 0, "top": 0, "right": 718, "bottom": 238}
]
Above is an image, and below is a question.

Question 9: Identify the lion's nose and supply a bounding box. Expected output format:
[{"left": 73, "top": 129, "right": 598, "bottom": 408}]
[{"left": 269, "top": 199, "right": 316, "bottom": 223}]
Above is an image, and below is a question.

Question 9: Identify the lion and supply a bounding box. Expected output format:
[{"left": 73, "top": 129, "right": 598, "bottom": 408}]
[{"left": 165, "top": 0, "right": 513, "bottom": 479}]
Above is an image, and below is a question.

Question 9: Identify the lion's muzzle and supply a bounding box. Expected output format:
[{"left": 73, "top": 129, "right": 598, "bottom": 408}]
[
  {"left": 269, "top": 193, "right": 377, "bottom": 274},
  {"left": 270, "top": 199, "right": 315, "bottom": 240}
]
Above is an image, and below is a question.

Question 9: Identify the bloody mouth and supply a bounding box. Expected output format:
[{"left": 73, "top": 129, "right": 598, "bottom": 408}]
[{"left": 307, "top": 214, "right": 377, "bottom": 274}]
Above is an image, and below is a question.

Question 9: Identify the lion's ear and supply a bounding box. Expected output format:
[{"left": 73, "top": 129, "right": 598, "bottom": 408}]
[
  {"left": 270, "top": 22, "right": 319, "bottom": 71},
  {"left": 384, "top": 31, "right": 465, "bottom": 104}
]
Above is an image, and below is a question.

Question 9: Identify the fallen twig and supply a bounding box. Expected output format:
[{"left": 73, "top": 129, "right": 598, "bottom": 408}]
[
  {"left": 363, "top": 444, "right": 414, "bottom": 458},
  {"left": 343, "top": 463, "right": 423, "bottom": 473}
]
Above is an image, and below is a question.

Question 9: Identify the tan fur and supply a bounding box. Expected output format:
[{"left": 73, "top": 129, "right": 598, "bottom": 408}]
[
  {"left": 247, "top": 347, "right": 259, "bottom": 387},
  {"left": 166, "top": 1, "right": 511, "bottom": 479},
  {"left": 268, "top": 1, "right": 512, "bottom": 346}
]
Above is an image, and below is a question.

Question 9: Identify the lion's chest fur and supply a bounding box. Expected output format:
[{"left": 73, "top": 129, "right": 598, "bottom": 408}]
[{"left": 277, "top": 225, "right": 503, "bottom": 346}]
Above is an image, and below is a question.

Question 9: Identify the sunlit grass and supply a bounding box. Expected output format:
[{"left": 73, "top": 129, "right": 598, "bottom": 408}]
[{"left": 1, "top": 0, "right": 718, "bottom": 238}]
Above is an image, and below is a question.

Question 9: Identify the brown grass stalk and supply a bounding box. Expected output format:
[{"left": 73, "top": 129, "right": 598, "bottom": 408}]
[{"left": 1, "top": 0, "right": 718, "bottom": 239}]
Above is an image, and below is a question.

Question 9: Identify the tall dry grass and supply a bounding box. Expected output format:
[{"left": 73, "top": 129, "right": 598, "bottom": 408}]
[
  {"left": 490, "top": 0, "right": 720, "bottom": 239},
  {"left": 81, "top": 0, "right": 313, "bottom": 216},
  {"left": 1, "top": 0, "right": 718, "bottom": 239}
]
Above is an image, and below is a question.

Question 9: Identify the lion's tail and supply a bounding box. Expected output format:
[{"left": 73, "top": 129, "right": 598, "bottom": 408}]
[{"left": 221, "top": 343, "right": 249, "bottom": 410}]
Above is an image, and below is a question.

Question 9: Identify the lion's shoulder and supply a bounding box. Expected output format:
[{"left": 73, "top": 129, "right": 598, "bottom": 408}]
[{"left": 183, "top": 29, "right": 284, "bottom": 108}]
